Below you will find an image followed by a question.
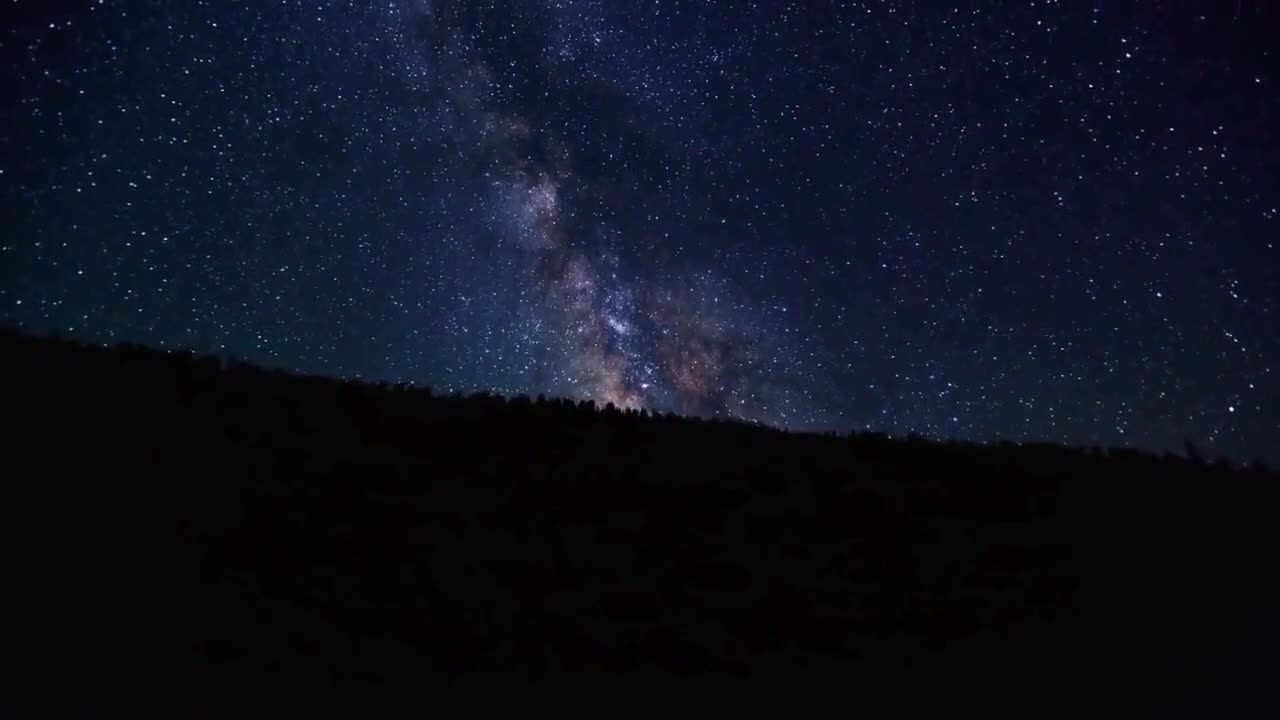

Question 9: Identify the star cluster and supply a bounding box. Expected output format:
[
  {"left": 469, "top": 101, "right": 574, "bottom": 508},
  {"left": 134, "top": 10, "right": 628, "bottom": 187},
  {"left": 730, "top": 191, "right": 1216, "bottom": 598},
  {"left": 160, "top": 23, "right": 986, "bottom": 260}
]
[{"left": 2, "top": 1, "right": 1277, "bottom": 462}]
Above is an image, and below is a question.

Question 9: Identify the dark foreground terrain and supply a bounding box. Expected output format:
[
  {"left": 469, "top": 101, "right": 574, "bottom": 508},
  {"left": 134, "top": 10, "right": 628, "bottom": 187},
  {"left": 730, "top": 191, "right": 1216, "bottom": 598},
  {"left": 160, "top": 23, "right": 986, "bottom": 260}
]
[{"left": 7, "top": 330, "right": 1276, "bottom": 698}]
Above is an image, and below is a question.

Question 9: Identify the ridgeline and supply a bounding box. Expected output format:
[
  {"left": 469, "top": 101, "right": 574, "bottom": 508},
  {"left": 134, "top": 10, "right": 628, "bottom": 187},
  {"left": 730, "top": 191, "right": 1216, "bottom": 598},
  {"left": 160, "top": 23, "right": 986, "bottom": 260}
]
[{"left": 6, "top": 329, "right": 1275, "bottom": 696}]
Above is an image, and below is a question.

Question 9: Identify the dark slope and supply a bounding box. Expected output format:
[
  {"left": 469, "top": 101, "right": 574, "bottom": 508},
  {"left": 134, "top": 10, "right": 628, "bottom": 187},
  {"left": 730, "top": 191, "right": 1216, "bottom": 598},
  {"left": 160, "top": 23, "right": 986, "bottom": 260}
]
[{"left": 5, "top": 330, "right": 1276, "bottom": 697}]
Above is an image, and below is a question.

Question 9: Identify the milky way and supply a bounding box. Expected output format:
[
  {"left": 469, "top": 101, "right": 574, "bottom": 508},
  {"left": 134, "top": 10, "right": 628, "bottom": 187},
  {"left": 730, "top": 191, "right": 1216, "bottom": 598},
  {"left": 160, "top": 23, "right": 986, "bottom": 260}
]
[{"left": 3, "top": 1, "right": 1278, "bottom": 462}]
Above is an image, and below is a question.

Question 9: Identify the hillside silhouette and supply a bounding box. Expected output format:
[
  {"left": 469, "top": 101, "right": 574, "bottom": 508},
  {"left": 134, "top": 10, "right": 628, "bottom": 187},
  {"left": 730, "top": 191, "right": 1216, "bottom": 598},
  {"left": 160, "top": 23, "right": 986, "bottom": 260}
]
[{"left": 7, "top": 329, "right": 1276, "bottom": 697}]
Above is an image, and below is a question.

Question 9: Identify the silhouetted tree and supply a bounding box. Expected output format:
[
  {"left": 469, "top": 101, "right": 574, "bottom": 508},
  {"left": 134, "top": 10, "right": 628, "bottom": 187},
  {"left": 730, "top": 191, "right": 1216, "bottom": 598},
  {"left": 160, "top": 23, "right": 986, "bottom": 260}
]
[{"left": 1184, "top": 437, "right": 1205, "bottom": 464}]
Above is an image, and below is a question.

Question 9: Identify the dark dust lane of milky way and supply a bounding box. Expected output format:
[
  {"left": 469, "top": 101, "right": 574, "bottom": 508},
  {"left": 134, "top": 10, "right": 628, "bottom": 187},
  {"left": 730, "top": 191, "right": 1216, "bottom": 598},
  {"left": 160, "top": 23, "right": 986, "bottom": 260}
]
[{"left": 2, "top": 1, "right": 1277, "bottom": 463}]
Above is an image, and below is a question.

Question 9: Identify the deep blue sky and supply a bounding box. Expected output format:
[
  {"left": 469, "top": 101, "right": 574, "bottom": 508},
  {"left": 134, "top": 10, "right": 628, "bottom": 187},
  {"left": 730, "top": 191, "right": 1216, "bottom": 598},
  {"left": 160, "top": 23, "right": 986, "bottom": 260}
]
[{"left": 3, "top": 1, "right": 1277, "bottom": 462}]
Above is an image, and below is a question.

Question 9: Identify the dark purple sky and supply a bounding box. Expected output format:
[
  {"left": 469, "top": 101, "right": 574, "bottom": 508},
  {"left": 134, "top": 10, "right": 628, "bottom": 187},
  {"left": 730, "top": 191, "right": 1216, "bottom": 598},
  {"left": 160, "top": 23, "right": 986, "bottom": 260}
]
[{"left": 3, "top": 1, "right": 1276, "bottom": 462}]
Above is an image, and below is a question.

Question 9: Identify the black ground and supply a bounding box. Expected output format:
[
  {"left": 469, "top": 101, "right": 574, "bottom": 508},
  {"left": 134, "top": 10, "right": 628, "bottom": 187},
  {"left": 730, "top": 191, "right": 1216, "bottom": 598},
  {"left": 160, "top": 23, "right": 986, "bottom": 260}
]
[{"left": 7, "top": 330, "right": 1276, "bottom": 701}]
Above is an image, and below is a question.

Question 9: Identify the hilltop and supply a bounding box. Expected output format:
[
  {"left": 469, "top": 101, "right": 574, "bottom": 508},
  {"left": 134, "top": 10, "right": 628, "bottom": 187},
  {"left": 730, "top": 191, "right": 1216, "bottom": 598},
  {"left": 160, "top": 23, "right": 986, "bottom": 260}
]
[{"left": 5, "top": 330, "right": 1275, "bottom": 698}]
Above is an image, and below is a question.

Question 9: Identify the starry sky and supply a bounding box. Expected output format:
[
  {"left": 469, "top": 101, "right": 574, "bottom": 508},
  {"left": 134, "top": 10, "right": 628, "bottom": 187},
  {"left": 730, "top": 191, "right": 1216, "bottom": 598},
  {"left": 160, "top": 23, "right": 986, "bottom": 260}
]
[{"left": 2, "top": 1, "right": 1277, "bottom": 463}]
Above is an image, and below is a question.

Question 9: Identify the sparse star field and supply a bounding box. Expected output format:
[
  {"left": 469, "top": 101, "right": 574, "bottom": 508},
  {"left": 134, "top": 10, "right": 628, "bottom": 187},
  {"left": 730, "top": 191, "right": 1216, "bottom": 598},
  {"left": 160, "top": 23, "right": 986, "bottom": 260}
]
[{"left": 2, "top": 1, "right": 1277, "bottom": 462}]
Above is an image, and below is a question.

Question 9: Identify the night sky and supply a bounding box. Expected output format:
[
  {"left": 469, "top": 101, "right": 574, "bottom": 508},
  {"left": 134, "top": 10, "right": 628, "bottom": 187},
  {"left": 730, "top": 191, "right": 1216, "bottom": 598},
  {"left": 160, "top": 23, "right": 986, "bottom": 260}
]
[{"left": 3, "top": 1, "right": 1277, "bottom": 463}]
